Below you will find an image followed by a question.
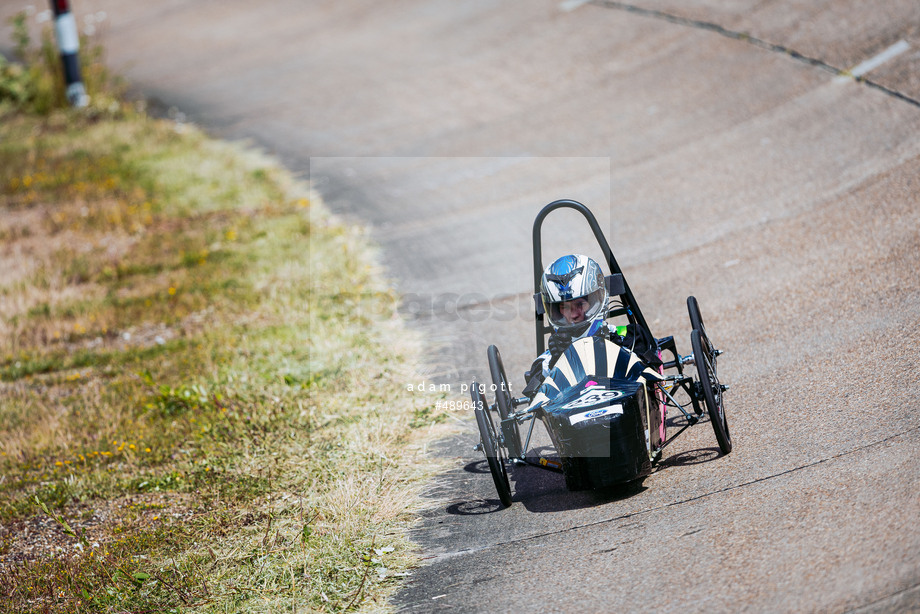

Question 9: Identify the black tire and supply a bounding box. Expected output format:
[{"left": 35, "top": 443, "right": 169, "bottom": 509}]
[
  {"left": 690, "top": 329, "right": 732, "bottom": 454},
  {"left": 562, "top": 456, "right": 591, "bottom": 491},
  {"left": 686, "top": 295, "right": 706, "bottom": 415},
  {"left": 487, "top": 345, "right": 523, "bottom": 459},
  {"left": 687, "top": 295, "right": 704, "bottom": 337},
  {"left": 472, "top": 382, "right": 512, "bottom": 507}
]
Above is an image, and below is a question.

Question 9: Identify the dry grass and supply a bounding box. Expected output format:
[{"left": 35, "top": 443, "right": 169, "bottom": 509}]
[{"left": 0, "top": 105, "right": 454, "bottom": 613}]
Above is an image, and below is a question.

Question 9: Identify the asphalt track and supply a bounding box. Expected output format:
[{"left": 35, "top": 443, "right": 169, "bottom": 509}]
[{"left": 2, "top": 1, "right": 918, "bottom": 612}]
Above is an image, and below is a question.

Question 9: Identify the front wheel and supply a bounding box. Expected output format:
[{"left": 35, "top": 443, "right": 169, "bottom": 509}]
[
  {"left": 472, "top": 382, "right": 512, "bottom": 507},
  {"left": 687, "top": 295, "right": 705, "bottom": 338},
  {"left": 691, "top": 329, "right": 732, "bottom": 454},
  {"left": 487, "top": 345, "right": 523, "bottom": 459}
]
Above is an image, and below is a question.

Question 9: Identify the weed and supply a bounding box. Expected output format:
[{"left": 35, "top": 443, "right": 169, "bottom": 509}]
[
  {"left": 1, "top": 10, "right": 123, "bottom": 115},
  {"left": 1, "top": 94, "right": 450, "bottom": 614}
]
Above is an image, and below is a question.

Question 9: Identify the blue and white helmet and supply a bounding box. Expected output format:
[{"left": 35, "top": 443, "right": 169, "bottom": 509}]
[{"left": 540, "top": 254, "right": 608, "bottom": 338}]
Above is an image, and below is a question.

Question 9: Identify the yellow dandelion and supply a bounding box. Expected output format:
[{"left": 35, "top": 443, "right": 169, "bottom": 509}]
[
  {"left": 128, "top": 444, "right": 136, "bottom": 450},
  {"left": 145, "top": 447, "right": 151, "bottom": 453},
  {"left": 168, "top": 287, "right": 176, "bottom": 296},
  {"left": 297, "top": 198, "right": 310, "bottom": 208},
  {"left": 55, "top": 461, "right": 63, "bottom": 466},
  {"left": 225, "top": 229, "right": 237, "bottom": 241}
]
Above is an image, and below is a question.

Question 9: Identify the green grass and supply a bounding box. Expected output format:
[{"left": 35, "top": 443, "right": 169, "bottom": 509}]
[
  {"left": 0, "top": 26, "right": 452, "bottom": 613},
  {"left": 1, "top": 10, "right": 123, "bottom": 115}
]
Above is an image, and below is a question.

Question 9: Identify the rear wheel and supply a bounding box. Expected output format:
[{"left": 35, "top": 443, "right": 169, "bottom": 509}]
[
  {"left": 561, "top": 457, "right": 590, "bottom": 491},
  {"left": 487, "top": 345, "right": 523, "bottom": 459},
  {"left": 690, "top": 329, "right": 732, "bottom": 454},
  {"left": 472, "top": 382, "right": 512, "bottom": 507}
]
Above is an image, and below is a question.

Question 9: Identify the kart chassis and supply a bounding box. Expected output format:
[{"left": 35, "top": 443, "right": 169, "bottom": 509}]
[{"left": 471, "top": 200, "right": 732, "bottom": 507}]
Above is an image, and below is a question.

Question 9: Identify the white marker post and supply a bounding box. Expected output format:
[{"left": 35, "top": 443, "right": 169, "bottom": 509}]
[{"left": 49, "top": 0, "right": 89, "bottom": 107}]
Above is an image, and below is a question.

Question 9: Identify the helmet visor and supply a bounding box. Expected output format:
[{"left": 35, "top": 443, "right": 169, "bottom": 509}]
[{"left": 545, "top": 287, "right": 607, "bottom": 332}]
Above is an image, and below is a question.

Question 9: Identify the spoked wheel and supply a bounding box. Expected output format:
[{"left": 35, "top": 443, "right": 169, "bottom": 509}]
[
  {"left": 687, "top": 295, "right": 705, "bottom": 337},
  {"left": 690, "top": 327, "right": 732, "bottom": 455},
  {"left": 487, "top": 345, "right": 523, "bottom": 459},
  {"left": 686, "top": 296, "right": 706, "bottom": 416},
  {"left": 472, "top": 381, "right": 512, "bottom": 507}
]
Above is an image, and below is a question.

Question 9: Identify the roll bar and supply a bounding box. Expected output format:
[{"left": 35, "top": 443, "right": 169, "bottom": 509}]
[{"left": 532, "top": 199, "right": 654, "bottom": 355}]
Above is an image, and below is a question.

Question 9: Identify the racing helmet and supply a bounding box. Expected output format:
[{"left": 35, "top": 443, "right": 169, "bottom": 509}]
[{"left": 540, "top": 254, "right": 608, "bottom": 338}]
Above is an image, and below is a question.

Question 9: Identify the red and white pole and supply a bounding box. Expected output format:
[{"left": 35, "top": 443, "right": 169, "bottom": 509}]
[{"left": 49, "top": 0, "right": 89, "bottom": 107}]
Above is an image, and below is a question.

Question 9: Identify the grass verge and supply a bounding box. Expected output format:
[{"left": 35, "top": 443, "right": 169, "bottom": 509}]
[{"left": 0, "top": 18, "right": 453, "bottom": 613}]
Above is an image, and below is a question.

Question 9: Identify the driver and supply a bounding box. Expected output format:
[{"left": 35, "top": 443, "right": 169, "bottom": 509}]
[{"left": 522, "top": 254, "right": 610, "bottom": 396}]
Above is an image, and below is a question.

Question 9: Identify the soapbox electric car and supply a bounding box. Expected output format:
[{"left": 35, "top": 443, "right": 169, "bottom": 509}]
[{"left": 471, "top": 200, "right": 732, "bottom": 507}]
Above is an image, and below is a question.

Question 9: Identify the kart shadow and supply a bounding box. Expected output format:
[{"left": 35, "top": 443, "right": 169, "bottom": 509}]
[
  {"left": 446, "top": 497, "right": 510, "bottom": 515},
  {"left": 463, "top": 458, "right": 492, "bottom": 475},
  {"left": 666, "top": 413, "right": 708, "bottom": 428},
  {"left": 455, "top": 444, "right": 723, "bottom": 514},
  {"left": 654, "top": 447, "right": 722, "bottom": 470},
  {"left": 446, "top": 459, "right": 516, "bottom": 515},
  {"left": 508, "top": 458, "right": 649, "bottom": 513},
  {"left": 455, "top": 448, "right": 649, "bottom": 513}
]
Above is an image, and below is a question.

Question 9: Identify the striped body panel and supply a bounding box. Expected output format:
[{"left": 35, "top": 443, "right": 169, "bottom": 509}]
[{"left": 530, "top": 336, "right": 662, "bottom": 410}]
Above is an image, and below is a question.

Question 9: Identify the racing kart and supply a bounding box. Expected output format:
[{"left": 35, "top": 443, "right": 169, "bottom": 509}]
[{"left": 471, "top": 200, "right": 732, "bottom": 507}]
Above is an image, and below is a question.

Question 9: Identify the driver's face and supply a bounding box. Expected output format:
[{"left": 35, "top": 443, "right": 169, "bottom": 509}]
[{"left": 560, "top": 298, "right": 589, "bottom": 323}]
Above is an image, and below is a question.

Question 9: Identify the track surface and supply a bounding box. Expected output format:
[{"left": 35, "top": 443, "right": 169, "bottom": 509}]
[{"left": 3, "top": 1, "right": 919, "bottom": 611}]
